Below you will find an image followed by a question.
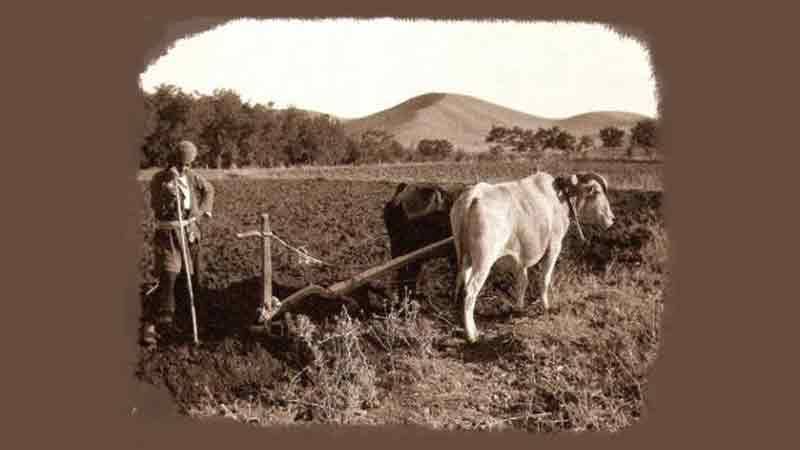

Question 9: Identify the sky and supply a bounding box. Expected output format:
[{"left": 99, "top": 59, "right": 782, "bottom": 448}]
[{"left": 139, "top": 18, "right": 658, "bottom": 120}]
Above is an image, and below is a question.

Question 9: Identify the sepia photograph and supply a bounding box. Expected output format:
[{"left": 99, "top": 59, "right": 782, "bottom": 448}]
[{"left": 135, "top": 18, "right": 665, "bottom": 432}]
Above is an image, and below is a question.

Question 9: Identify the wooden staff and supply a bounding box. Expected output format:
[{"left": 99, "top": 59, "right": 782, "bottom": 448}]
[
  {"left": 175, "top": 187, "right": 199, "bottom": 345},
  {"left": 261, "top": 213, "right": 272, "bottom": 316}
]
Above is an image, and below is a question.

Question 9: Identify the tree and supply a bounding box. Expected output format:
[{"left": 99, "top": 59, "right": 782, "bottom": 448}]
[
  {"left": 479, "top": 144, "right": 506, "bottom": 162},
  {"left": 630, "top": 119, "right": 658, "bottom": 149},
  {"left": 416, "top": 138, "right": 455, "bottom": 161},
  {"left": 140, "top": 84, "right": 200, "bottom": 168},
  {"left": 533, "top": 127, "right": 556, "bottom": 150},
  {"left": 140, "top": 92, "right": 161, "bottom": 168},
  {"left": 262, "top": 110, "right": 290, "bottom": 167},
  {"left": 279, "top": 107, "right": 312, "bottom": 165},
  {"left": 238, "top": 103, "right": 275, "bottom": 167},
  {"left": 485, "top": 124, "right": 509, "bottom": 144},
  {"left": 379, "top": 140, "right": 409, "bottom": 163},
  {"left": 343, "top": 138, "right": 363, "bottom": 165},
  {"left": 139, "top": 85, "right": 401, "bottom": 169},
  {"left": 196, "top": 89, "right": 250, "bottom": 168},
  {"left": 519, "top": 128, "right": 539, "bottom": 152},
  {"left": 306, "top": 115, "right": 353, "bottom": 166},
  {"left": 350, "top": 129, "right": 406, "bottom": 164},
  {"left": 486, "top": 124, "right": 541, "bottom": 153},
  {"left": 599, "top": 126, "right": 625, "bottom": 147},
  {"left": 577, "top": 135, "right": 595, "bottom": 152},
  {"left": 553, "top": 129, "right": 577, "bottom": 151},
  {"left": 532, "top": 126, "right": 571, "bottom": 151}
]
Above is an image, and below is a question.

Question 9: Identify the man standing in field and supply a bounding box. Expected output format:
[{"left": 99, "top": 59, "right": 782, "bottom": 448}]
[{"left": 142, "top": 140, "right": 215, "bottom": 346}]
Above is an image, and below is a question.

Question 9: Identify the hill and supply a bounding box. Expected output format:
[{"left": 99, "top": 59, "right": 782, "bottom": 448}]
[
  {"left": 342, "top": 93, "right": 651, "bottom": 153},
  {"left": 558, "top": 111, "right": 649, "bottom": 138}
]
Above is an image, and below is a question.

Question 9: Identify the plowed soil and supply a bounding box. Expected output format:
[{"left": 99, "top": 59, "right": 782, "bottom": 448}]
[{"left": 136, "top": 176, "right": 666, "bottom": 432}]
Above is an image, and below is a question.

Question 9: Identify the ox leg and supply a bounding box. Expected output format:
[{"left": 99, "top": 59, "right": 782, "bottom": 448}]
[
  {"left": 453, "top": 264, "right": 472, "bottom": 308},
  {"left": 538, "top": 243, "right": 562, "bottom": 311},
  {"left": 463, "top": 265, "right": 490, "bottom": 343},
  {"left": 399, "top": 261, "right": 421, "bottom": 298},
  {"left": 512, "top": 264, "right": 529, "bottom": 311},
  {"left": 391, "top": 240, "right": 417, "bottom": 299},
  {"left": 453, "top": 267, "right": 464, "bottom": 305}
]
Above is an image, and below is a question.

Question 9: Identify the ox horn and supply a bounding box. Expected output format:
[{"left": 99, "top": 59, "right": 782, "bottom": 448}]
[
  {"left": 578, "top": 172, "right": 608, "bottom": 194},
  {"left": 394, "top": 182, "right": 408, "bottom": 196}
]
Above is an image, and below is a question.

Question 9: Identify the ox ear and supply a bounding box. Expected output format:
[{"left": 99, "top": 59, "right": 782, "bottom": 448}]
[
  {"left": 554, "top": 175, "right": 577, "bottom": 195},
  {"left": 433, "top": 188, "right": 451, "bottom": 212},
  {"left": 402, "top": 186, "right": 442, "bottom": 220},
  {"left": 389, "top": 183, "right": 409, "bottom": 206},
  {"left": 394, "top": 182, "right": 408, "bottom": 197}
]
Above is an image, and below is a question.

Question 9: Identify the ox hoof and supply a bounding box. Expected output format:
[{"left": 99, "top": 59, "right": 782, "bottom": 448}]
[{"left": 465, "top": 333, "right": 480, "bottom": 344}]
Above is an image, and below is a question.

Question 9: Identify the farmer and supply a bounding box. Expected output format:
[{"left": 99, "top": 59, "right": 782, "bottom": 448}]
[{"left": 142, "top": 140, "right": 214, "bottom": 346}]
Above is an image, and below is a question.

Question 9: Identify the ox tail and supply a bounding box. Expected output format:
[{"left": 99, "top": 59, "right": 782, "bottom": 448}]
[
  {"left": 453, "top": 195, "right": 480, "bottom": 305},
  {"left": 462, "top": 196, "right": 482, "bottom": 268}
]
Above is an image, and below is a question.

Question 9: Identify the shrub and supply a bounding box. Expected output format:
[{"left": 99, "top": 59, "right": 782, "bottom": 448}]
[
  {"left": 453, "top": 148, "right": 469, "bottom": 162},
  {"left": 476, "top": 145, "right": 507, "bottom": 162},
  {"left": 367, "top": 294, "right": 437, "bottom": 358},
  {"left": 281, "top": 310, "right": 379, "bottom": 423}
]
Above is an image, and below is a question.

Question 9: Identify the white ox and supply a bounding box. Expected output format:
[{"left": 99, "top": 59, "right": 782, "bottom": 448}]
[{"left": 450, "top": 170, "right": 616, "bottom": 343}]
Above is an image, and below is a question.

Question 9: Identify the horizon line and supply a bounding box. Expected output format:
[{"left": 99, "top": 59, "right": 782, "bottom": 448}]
[{"left": 139, "top": 84, "right": 658, "bottom": 122}]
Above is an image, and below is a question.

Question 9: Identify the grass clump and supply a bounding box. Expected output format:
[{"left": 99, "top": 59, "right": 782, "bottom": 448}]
[{"left": 280, "top": 309, "right": 380, "bottom": 424}]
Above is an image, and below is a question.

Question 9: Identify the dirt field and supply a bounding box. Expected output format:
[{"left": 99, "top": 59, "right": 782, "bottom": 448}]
[
  {"left": 135, "top": 164, "right": 666, "bottom": 432},
  {"left": 137, "top": 158, "right": 664, "bottom": 191}
]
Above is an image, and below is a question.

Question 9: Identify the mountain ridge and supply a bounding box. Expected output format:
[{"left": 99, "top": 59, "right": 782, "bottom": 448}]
[{"left": 339, "top": 92, "right": 652, "bottom": 153}]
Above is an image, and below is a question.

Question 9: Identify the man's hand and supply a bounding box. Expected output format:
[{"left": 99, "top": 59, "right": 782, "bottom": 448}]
[
  {"left": 164, "top": 180, "right": 179, "bottom": 197},
  {"left": 203, "top": 211, "right": 213, "bottom": 219}
]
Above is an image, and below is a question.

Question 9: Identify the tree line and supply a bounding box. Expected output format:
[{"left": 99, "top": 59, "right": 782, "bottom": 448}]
[
  {"left": 485, "top": 120, "right": 658, "bottom": 158},
  {"left": 140, "top": 84, "right": 659, "bottom": 169},
  {"left": 140, "top": 84, "right": 419, "bottom": 169}
]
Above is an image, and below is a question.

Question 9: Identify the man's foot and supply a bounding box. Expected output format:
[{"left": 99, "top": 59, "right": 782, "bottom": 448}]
[
  {"left": 157, "top": 320, "right": 184, "bottom": 342},
  {"left": 140, "top": 323, "right": 158, "bottom": 347}
]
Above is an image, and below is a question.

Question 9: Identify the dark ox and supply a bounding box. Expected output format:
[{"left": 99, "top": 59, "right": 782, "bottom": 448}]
[{"left": 383, "top": 182, "right": 462, "bottom": 297}]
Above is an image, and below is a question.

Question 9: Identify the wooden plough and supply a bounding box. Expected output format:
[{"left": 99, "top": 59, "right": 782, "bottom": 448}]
[{"left": 236, "top": 213, "right": 454, "bottom": 335}]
